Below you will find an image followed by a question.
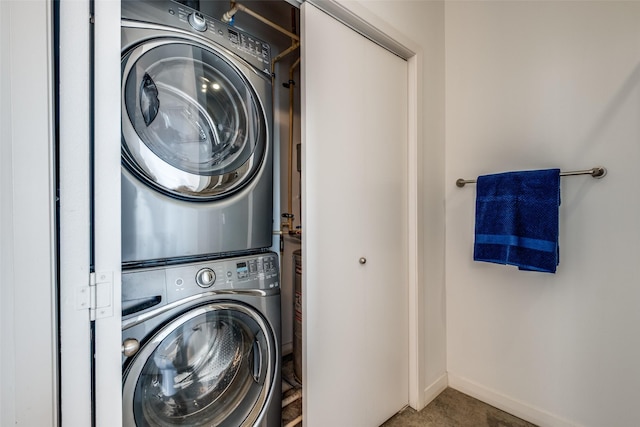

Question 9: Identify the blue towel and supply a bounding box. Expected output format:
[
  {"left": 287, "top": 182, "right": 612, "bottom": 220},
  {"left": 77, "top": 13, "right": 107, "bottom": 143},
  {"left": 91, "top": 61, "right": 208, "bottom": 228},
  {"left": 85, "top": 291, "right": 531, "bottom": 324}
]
[{"left": 473, "top": 169, "right": 561, "bottom": 273}]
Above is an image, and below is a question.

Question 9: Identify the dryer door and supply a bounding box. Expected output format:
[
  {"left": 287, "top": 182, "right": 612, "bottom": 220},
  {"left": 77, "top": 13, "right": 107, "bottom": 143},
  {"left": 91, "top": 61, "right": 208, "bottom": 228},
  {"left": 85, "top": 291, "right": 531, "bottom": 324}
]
[
  {"left": 121, "top": 40, "right": 267, "bottom": 200},
  {"left": 122, "top": 302, "right": 276, "bottom": 427}
]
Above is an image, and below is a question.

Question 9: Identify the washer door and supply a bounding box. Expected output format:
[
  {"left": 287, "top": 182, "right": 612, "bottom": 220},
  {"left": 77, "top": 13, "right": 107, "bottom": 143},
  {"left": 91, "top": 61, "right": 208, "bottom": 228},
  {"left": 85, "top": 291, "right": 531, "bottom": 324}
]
[
  {"left": 123, "top": 302, "right": 275, "bottom": 427},
  {"left": 121, "top": 40, "right": 267, "bottom": 200}
]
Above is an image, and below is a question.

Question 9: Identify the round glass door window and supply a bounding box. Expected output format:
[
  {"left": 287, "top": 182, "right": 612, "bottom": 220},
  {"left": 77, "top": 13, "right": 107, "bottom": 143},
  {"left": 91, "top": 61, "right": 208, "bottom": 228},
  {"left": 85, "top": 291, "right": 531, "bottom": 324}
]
[
  {"left": 123, "top": 303, "right": 274, "bottom": 427},
  {"left": 121, "top": 41, "right": 267, "bottom": 200}
]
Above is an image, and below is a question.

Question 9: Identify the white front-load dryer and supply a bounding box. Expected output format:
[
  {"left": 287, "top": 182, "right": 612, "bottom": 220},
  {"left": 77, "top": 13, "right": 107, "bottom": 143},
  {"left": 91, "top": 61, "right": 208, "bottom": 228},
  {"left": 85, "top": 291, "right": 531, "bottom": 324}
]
[
  {"left": 120, "top": 0, "right": 274, "bottom": 267},
  {"left": 121, "top": 252, "right": 281, "bottom": 427}
]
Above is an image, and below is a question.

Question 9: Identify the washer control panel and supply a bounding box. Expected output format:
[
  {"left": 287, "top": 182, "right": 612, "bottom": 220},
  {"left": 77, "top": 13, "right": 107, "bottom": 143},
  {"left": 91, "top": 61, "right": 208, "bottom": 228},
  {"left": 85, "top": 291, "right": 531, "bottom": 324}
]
[
  {"left": 122, "top": 253, "right": 279, "bottom": 318},
  {"left": 164, "top": 252, "right": 279, "bottom": 303}
]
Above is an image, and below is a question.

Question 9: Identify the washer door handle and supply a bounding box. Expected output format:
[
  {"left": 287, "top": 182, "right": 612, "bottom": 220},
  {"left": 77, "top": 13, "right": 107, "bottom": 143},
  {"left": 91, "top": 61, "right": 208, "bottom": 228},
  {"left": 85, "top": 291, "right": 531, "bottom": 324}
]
[{"left": 122, "top": 295, "right": 162, "bottom": 317}]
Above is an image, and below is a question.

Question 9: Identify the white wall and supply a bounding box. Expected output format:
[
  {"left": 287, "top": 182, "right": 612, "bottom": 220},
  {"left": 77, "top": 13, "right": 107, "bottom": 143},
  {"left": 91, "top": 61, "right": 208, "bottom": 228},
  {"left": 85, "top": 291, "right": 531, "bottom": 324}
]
[
  {"left": 272, "top": 15, "right": 302, "bottom": 355},
  {"left": 0, "top": 1, "right": 57, "bottom": 426},
  {"left": 347, "top": 0, "right": 448, "bottom": 407},
  {"left": 445, "top": 2, "right": 640, "bottom": 426}
]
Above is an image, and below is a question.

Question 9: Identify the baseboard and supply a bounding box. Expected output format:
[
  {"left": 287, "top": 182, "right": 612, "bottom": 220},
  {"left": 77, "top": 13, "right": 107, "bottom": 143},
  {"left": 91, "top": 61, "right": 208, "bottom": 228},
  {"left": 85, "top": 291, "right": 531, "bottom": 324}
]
[
  {"left": 417, "top": 373, "right": 448, "bottom": 410},
  {"left": 447, "top": 373, "right": 581, "bottom": 427}
]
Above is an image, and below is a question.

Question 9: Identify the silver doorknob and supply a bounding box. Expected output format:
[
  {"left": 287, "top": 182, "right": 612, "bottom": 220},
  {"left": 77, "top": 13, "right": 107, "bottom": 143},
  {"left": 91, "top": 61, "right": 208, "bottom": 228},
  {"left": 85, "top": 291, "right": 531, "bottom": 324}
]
[
  {"left": 122, "top": 338, "right": 140, "bottom": 357},
  {"left": 359, "top": 257, "right": 367, "bottom": 265}
]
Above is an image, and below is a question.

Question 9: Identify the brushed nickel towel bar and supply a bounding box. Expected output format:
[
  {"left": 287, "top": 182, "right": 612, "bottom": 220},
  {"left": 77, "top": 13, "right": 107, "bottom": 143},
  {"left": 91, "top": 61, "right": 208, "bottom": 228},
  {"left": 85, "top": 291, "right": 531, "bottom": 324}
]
[{"left": 456, "top": 166, "right": 607, "bottom": 188}]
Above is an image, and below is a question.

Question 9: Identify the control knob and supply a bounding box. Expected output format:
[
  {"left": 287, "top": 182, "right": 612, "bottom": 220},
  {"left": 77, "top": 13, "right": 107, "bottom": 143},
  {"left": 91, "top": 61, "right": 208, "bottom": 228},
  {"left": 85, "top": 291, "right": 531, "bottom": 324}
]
[
  {"left": 196, "top": 268, "right": 216, "bottom": 288},
  {"left": 188, "top": 12, "right": 207, "bottom": 32}
]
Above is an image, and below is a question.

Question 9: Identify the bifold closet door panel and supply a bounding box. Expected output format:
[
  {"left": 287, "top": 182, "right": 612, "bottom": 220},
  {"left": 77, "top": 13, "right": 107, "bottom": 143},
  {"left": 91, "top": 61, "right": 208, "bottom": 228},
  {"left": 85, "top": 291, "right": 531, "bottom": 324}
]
[{"left": 302, "top": 3, "right": 409, "bottom": 427}]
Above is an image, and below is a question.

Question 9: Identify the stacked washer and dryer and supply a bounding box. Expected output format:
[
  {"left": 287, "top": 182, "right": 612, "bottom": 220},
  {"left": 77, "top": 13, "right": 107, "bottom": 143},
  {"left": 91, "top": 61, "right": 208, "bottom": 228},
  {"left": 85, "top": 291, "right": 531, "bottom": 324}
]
[{"left": 119, "top": 1, "right": 281, "bottom": 426}]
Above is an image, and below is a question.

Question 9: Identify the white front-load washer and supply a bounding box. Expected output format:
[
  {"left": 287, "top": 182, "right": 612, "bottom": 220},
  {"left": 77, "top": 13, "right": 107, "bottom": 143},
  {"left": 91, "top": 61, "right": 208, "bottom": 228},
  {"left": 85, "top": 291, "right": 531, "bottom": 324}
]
[
  {"left": 121, "top": 252, "right": 281, "bottom": 426},
  {"left": 121, "top": 0, "right": 274, "bottom": 267}
]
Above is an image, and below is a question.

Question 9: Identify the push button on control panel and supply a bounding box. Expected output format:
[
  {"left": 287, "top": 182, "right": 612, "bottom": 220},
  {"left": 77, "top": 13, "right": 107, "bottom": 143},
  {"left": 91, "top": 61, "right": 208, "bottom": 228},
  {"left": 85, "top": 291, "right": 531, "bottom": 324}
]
[{"left": 196, "top": 268, "right": 216, "bottom": 288}]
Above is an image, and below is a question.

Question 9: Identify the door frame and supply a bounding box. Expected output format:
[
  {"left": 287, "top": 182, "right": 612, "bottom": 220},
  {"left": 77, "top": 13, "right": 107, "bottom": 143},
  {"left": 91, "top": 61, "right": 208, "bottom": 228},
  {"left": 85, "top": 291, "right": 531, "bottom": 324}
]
[
  {"left": 303, "top": 0, "right": 425, "bottom": 410},
  {"left": 58, "top": 1, "right": 121, "bottom": 426},
  {"left": 58, "top": 1, "right": 92, "bottom": 425}
]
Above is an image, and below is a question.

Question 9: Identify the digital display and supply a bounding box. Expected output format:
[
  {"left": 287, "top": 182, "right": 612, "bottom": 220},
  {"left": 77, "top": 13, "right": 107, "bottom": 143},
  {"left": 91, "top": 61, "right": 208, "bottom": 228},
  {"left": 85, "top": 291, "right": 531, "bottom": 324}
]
[
  {"left": 236, "top": 262, "right": 248, "bottom": 279},
  {"left": 228, "top": 29, "right": 240, "bottom": 44}
]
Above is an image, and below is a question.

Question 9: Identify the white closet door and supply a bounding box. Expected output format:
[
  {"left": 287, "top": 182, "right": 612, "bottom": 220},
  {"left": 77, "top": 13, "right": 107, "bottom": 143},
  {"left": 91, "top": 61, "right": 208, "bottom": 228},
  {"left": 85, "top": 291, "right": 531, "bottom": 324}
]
[{"left": 302, "top": 3, "right": 408, "bottom": 426}]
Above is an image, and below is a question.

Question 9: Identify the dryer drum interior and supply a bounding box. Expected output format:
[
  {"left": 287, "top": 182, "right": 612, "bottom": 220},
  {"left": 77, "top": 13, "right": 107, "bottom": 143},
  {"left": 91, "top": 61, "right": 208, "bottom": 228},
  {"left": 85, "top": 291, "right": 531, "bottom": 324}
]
[
  {"left": 121, "top": 40, "right": 267, "bottom": 201},
  {"left": 123, "top": 303, "right": 274, "bottom": 427}
]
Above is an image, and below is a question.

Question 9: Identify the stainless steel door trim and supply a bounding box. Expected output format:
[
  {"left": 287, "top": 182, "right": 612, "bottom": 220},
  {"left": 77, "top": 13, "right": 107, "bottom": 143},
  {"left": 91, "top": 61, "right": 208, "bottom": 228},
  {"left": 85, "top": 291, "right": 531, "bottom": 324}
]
[
  {"left": 121, "top": 38, "right": 267, "bottom": 200},
  {"left": 122, "top": 301, "right": 275, "bottom": 427}
]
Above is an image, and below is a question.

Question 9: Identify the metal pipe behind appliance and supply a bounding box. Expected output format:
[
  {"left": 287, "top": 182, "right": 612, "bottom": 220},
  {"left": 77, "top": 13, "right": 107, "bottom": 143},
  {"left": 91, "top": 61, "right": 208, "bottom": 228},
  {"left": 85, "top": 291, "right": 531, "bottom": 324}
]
[
  {"left": 284, "top": 57, "right": 301, "bottom": 233},
  {"left": 225, "top": 1, "right": 302, "bottom": 235},
  {"left": 222, "top": 2, "right": 300, "bottom": 41}
]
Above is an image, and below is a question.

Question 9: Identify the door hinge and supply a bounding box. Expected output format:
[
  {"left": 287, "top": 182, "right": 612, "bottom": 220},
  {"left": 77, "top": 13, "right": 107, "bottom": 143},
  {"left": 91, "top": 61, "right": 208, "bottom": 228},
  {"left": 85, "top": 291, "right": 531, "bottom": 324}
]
[{"left": 77, "top": 271, "right": 114, "bottom": 320}]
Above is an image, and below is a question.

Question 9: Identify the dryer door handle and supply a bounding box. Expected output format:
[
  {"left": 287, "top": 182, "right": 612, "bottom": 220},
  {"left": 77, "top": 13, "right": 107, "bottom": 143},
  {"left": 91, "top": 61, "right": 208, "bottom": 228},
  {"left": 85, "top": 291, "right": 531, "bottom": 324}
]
[{"left": 251, "top": 338, "right": 263, "bottom": 383}]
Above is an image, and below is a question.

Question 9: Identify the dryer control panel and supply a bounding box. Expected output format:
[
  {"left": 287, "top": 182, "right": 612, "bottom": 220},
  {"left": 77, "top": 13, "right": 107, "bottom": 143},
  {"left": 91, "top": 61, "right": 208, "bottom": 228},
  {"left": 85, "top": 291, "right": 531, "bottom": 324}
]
[
  {"left": 173, "top": 4, "right": 272, "bottom": 70},
  {"left": 122, "top": 0, "right": 272, "bottom": 75}
]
